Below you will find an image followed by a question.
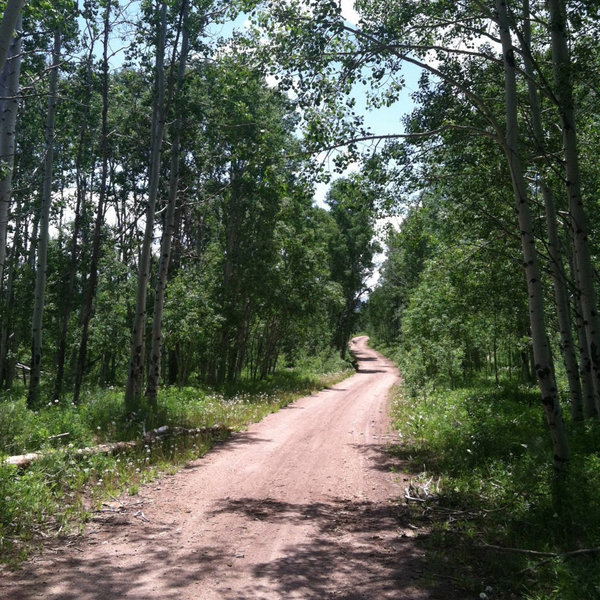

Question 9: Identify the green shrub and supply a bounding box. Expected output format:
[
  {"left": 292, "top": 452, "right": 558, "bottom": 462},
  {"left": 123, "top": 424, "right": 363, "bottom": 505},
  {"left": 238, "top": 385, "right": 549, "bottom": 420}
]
[{"left": 390, "top": 380, "right": 600, "bottom": 599}]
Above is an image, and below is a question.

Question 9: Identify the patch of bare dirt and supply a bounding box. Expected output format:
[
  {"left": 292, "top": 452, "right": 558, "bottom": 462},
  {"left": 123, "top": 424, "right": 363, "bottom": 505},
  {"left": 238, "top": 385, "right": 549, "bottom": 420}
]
[{"left": 0, "top": 337, "right": 446, "bottom": 599}]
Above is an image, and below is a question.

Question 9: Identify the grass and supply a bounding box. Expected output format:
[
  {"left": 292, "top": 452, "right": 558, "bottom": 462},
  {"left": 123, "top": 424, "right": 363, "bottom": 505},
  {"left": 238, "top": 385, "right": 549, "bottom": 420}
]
[
  {"left": 389, "top": 379, "right": 600, "bottom": 600},
  {"left": 0, "top": 354, "right": 353, "bottom": 565}
]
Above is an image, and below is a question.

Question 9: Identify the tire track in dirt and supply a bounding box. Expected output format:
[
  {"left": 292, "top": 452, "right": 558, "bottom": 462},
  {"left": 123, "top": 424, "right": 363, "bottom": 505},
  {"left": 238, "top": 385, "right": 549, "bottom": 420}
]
[{"left": 1, "top": 337, "right": 434, "bottom": 600}]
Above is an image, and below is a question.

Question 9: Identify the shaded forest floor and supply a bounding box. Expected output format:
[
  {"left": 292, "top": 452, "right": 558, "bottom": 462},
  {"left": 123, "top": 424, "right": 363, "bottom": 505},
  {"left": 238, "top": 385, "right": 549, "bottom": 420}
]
[{"left": 388, "top": 379, "right": 600, "bottom": 600}]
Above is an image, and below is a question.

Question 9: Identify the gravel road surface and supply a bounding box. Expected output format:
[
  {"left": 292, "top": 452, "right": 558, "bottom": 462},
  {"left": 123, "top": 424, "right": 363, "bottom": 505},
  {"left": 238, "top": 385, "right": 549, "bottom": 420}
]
[{"left": 1, "top": 336, "right": 432, "bottom": 599}]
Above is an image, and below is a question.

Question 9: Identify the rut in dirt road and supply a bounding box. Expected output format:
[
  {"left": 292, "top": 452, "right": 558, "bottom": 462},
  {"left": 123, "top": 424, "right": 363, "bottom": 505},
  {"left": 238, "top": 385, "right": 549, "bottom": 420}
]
[{"left": 1, "top": 336, "right": 434, "bottom": 600}]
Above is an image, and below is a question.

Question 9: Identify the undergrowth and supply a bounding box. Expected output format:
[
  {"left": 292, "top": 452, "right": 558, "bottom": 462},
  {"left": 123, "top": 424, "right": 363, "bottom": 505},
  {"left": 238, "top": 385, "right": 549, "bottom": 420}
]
[
  {"left": 0, "top": 355, "right": 353, "bottom": 565},
  {"left": 391, "top": 380, "right": 600, "bottom": 600}
]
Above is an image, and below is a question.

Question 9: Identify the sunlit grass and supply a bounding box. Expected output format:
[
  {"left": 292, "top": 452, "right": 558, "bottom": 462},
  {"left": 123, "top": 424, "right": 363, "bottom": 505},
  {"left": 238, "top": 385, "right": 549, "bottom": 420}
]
[{"left": 0, "top": 355, "right": 353, "bottom": 564}]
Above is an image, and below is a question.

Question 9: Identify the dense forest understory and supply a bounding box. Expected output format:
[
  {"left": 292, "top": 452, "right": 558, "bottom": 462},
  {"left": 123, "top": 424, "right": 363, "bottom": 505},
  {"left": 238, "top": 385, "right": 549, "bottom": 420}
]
[{"left": 1, "top": 0, "right": 600, "bottom": 597}]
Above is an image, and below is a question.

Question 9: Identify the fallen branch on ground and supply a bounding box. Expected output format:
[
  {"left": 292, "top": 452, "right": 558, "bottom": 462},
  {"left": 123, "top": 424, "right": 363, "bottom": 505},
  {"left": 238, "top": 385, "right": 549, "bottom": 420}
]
[
  {"left": 478, "top": 542, "right": 600, "bottom": 560},
  {"left": 3, "top": 424, "right": 233, "bottom": 469}
]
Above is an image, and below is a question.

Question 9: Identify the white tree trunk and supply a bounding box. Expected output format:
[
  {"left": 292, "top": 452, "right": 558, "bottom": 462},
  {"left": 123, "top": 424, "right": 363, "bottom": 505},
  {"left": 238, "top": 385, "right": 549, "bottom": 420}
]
[
  {"left": 125, "top": 1, "right": 168, "bottom": 411},
  {"left": 0, "top": 14, "right": 22, "bottom": 289},
  {"left": 74, "top": 0, "right": 112, "bottom": 404},
  {"left": 0, "top": 0, "right": 25, "bottom": 76},
  {"left": 521, "top": 0, "right": 583, "bottom": 420},
  {"left": 496, "top": 0, "right": 569, "bottom": 469},
  {"left": 28, "top": 31, "right": 61, "bottom": 407},
  {"left": 145, "top": 0, "right": 190, "bottom": 405},
  {"left": 547, "top": 0, "right": 600, "bottom": 414}
]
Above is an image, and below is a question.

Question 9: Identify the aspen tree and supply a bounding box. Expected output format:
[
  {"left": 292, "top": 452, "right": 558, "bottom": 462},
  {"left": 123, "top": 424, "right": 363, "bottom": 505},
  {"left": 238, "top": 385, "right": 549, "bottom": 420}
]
[
  {"left": 125, "top": 1, "right": 168, "bottom": 411},
  {"left": 496, "top": 0, "right": 568, "bottom": 469},
  {"left": 146, "top": 0, "right": 191, "bottom": 406},
  {"left": 28, "top": 31, "right": 61, "bottom": 407},
  {"left": 520, "top": 0, "right": 583, "bottom": 420},
  {"left": 547, "top": 0, "right": 600, "bottom": 415},
  {"left": 0, "top": 14, "right": 22, "bottom": 289}
]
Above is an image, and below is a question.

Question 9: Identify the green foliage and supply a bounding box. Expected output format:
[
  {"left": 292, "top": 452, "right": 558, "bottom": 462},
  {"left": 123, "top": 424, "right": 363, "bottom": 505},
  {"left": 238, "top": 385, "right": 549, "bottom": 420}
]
[
  {"left": 390, "top": 381, "right": 600, "bottom": 599},
  {"left": 326, "top": 175, "right": 380, "bottom": 357},
  {"left": 0, "top": 355, "right": 353, "bottom": 563}
]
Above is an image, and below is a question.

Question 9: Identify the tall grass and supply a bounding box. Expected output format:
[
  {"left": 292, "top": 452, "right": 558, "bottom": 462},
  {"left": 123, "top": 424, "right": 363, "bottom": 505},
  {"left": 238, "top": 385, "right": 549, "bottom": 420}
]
[
  {"left": 0, "top": 354, "right": 353, "bottom": 565},
  {"left": 391, "top": 380, "right": 600, "bottom": 599}
]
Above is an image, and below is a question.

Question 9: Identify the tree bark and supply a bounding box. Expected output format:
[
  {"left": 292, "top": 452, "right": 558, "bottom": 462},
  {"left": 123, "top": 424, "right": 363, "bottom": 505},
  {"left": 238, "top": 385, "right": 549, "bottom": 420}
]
[
  {"left": 0, "top": 14, "right": 21, "bottom": 385},
  {"left": 547, "top": 0, "right": 600, "bottom": 413},
  {"left": 28, "top": 31, "right": 61, "bottom": 407},
  {"left": 520, "top": 0, "right": 582, "bottom": 421},
  {"left": 145, "top": 0, "right": 190, "bottom": 406},
  {"left": 496, "top": 0, "right": 568, "bottom": 470},
  {"left": 0, "top": 0, "right": 25, "bottom": 76},
  {"left": 0, "top": 14, "right": 22, "bottom": 290},
  {"left": 74, "top": 0, "right": 112, "bottom": 404},
  {"left": 125, "top": 1, "right": 168, "bottom": 412},
  {"left": 566, "top": 240, "right": 598, "bottom": 418}
]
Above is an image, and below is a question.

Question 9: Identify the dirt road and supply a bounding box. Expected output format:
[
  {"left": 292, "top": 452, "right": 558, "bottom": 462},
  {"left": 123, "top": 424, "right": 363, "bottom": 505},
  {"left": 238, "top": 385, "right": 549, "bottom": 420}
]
[{"left": 1, "top": 337, "right": 431, "bottom": 599}]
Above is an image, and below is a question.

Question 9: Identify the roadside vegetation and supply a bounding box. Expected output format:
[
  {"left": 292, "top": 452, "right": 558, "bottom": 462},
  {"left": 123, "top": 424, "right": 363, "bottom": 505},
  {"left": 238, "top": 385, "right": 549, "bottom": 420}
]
[
  {"left": 386, "top": 377, "right": 600, "bottom": 600},
  {"left": 0, "top": 351, "right": 353, "bottom": 565},
  {"left": 2, "top": 1, "right": 600, "bottom": 596}
]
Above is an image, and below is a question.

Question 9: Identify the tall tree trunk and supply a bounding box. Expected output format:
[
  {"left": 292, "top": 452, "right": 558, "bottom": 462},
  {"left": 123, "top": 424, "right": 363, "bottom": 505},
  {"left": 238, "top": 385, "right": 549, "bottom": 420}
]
[
  {"left": 547, "top": 0, "right": 600, "bottom": 412},
  {"left": 28, "top": 31, "right": 61, "bottom": 407},
  {"left": 74, "top": 0, "right": 112, "bottom": 404},
  {"left": 496, "top": 0, "right": 568, "bottom": 470},
  {"left": 565, "top": 234, "right": 599, "bottom": 417},
  {"left": 0, "top": 196, "right": 21, "bottom": 387},
  {"left": 574, "top": 277, "right": 598, "bottom": 417},
  {"left": 0, "top": 0, "right": 25, "bottom": 76},
  {"left": 0, "top": 14, "right": 22, "bottom": 290},
  {"left": 54, "top": 37, "right": 96, "bottom": 401},
  {"left": 145, "top": 0, "right": 190, "bottom": 406},
  {"left": 125, "top": 1, "right": 168, "bottom": 412},
  {"left": 520, "top": 0, "right": 582, "bottom": 420},
  {"left": 0, "top": 14, "right": 21, "bottom": 384}
]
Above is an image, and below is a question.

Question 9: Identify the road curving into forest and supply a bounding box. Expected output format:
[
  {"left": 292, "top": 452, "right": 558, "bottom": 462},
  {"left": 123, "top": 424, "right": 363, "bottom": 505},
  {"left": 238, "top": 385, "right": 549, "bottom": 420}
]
[{"left": 1, "top": 337, "right": 433, "bottom": 600}]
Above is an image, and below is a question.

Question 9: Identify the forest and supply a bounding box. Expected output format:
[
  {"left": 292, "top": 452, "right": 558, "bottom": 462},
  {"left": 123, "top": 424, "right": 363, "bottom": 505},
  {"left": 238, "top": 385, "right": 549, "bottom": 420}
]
[{"left": 1, "top": 0, "right": 600, "bottom": 597}]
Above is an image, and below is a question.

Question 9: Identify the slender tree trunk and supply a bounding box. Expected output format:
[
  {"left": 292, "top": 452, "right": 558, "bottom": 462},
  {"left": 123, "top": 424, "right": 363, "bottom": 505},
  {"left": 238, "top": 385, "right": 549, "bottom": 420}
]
[
  {"left": 0, "top": 197, "right": 20, "bottom": 387},
  {"left": 145, "top": 0, "right": 190, "bottom": 406},
  {"left": 0, "top": 14, "right": 22, "bottom": 289},
  {"left": 493, "top": 332, "right": 499, "bottom": 385},
  {"left": 125, "top": 1, "right": 168, "bottom": 411},
  {"left": 496, "top": 0, "right": 568, "bottom": 470},
  {"left": 74, "top": 0, "right": 112, "bottom": 404},
  {"left": 575, "top": 284, "right": 597, "bottom": 417},
  {"left": 54, "top": 38, "right": 96, "bottom": 400},
  {"left": 0, "top": 0, "right": 25, "bottom": 76},
  {"left": 565, "top": 238, "right": 599, "bottom": 417},
  {"left": 542, "top": 184, "right": 584, "bottom": 420},
  {"left": 520, "top": 1, "right": 582, "bottom": 420},
  {"left": 547, "top": 0, "right": 600, "bottom": 411},
  {"left": 0, "top": 15, "right": 21, "bottom": 383},
  {"left": 28, "top": 31, "right": 61, "bottom": 407}
]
